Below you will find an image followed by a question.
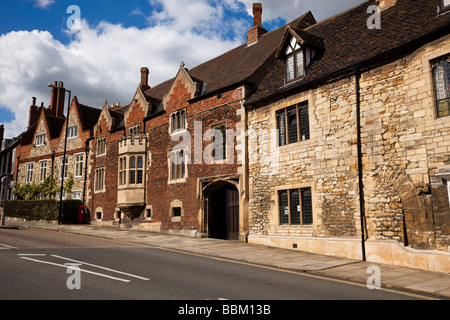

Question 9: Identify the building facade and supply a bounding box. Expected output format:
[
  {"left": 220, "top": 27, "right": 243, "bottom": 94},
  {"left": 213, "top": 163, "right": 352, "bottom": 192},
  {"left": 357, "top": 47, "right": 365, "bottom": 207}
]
[
  {"left": 15, "top": 82, "right": 100, "bottom": 203},
  {"left": 245, "top": 0, "right": 450, "bottom": 271}
]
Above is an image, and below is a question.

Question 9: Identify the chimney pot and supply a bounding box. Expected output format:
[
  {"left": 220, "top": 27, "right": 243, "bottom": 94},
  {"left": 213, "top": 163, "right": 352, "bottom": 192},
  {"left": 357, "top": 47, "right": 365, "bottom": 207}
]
[
  {"left": 247, "top": 3, "right": 267, "bottom": 46},
  {"left": 32, "top": 97, "right": 36, "bottom": 106}
]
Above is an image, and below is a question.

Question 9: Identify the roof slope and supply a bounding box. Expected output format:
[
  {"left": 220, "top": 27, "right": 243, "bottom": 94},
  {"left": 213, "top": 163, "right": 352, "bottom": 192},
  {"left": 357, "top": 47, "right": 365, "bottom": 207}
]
[
  {"left": 248, "top": 0, "right": 450, "bottom": 105},
  {"left": 143, "top": 11, "right": 317, "bottom": 101}
]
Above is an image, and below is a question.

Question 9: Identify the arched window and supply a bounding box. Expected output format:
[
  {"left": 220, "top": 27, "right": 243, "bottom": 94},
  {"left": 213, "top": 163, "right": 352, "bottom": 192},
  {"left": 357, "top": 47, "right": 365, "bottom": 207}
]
[{"left": 171, "top": 109, "right": 186, "bottom": 133}]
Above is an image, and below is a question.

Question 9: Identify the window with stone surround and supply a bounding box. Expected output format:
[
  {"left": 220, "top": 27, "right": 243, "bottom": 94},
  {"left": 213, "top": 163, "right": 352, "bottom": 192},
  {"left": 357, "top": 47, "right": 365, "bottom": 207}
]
[
  {"left": 96, "top": 137, "right": 106, "bottom": 156},
  {"left": 211, "top": 123, "right": 227, "bottom": 161},
  {"left": 432, "top": 55, "right": 450, "bottom": 118},
  {"left": 169, "top": 148, "right": 186, "bottom": 182},
  {"left": 94, "top": 167, "right": 105, "bottom": 192},
  {"left": 59, "top": 156, "right": 69, "bottom": 180},
  {"left": 119, "top": 157, "right": 126, "bottom": 185},
  {"left": 279, "top": 187, "right": 313, "bottom": 226},
  {"left": 129, "top": 156, "right": 144, "bottom": 184},
  {"left": 276, "top": 101, "right": 310, "bottom": 146},
  {"left": 170, "top": 109, "right": 186, "bottom": 133}
]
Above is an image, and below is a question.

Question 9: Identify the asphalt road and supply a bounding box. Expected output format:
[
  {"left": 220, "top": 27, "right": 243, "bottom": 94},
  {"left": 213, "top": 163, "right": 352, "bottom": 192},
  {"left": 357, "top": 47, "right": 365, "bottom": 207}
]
[{"left": 0, "top": 228, "right": 430, "bottom": 302}]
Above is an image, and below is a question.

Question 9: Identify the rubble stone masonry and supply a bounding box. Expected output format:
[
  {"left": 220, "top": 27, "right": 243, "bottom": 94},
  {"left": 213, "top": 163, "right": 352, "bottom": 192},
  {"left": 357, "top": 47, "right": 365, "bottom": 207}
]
[{"left": 247, "top": 35, "right": 450, "bottom": 270}]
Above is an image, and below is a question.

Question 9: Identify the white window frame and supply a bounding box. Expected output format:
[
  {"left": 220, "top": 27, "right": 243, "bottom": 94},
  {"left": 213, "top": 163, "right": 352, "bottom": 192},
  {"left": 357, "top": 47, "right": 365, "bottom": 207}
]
[
  {"left": 59, "top": 156, "right": 69, "bottom": 180},
  {"left": 74, "top": 153, "right": 84, "bottom": 178},
  {"left": 67, "top": 125, "right": 78, "bottom": 139},
  {"left": 72, "top": 191, "right": 81, "bottom": 200},
  {"left": 39, "top": 160, "right": 47, "bottom": 183},
  {"left": 35, "top": 134, "right": 46, "bottom": 147},
  {"left": 26, "top": 162, "right": 34, "bottom": 184}
]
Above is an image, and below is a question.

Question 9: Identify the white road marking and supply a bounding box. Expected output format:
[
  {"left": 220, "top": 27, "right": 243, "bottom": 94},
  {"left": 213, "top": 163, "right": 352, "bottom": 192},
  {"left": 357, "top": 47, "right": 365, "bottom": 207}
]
[
  {"left": 51, "top": 255, "right": 150, "bottom": 281},
  {"left": 20, "top": 256, "right": 131, "bottom": 283},
  {"left": 18, "top": 253, "right": 46, "bottom": 256},
  {"left": 0, "top": 243, "right": 16, "bottom": 249}
]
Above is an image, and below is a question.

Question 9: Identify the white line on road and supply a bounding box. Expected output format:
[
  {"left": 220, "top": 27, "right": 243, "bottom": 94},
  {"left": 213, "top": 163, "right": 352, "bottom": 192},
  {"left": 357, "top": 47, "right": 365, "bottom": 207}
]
[
  {"left": 51, "top": 254, "right": 150, "bottom": 281},
  {"left": 0, "top": 243, "right": 16, "bottom": 249},
  {"left": 17, "top": 253, "right": 46, "bottom": 256},
  {"left": 20, "top": 256, "right": 131, "bottom": 283}
]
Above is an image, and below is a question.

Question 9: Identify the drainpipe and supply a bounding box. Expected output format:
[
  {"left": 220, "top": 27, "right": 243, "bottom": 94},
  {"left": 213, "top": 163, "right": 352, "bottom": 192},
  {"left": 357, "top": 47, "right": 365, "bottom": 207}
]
[
  {"left": 82, "top": 136, "right": 94, "bottom": 207},
  {"left": 354, "top": 67, "right": 366, "bottom": 262}
]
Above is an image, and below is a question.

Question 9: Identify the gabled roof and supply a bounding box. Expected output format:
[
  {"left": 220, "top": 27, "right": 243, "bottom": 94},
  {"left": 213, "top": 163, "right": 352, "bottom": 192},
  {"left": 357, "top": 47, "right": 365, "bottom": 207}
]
[
  {"left": 275, "top": 26, "right": 325, "bottom": 58},
  {"left": 247, "top": 0, "right": 450, "bottom": 105},
  {"left": 143, "top": 11, "right": 317, "bottom": 102}
]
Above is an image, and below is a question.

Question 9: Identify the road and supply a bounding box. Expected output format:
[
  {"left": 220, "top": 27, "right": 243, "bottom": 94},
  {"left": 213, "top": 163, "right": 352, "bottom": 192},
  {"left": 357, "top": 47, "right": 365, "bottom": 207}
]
[{"left": 0, "top": 227, "right": 433, "bottom": 303}]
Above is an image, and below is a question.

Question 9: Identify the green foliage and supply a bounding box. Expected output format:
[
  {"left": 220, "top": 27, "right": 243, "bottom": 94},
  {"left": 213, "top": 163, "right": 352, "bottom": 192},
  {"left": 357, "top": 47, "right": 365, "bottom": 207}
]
[
  {"left": 3, "top": 199, "right": 83, "bottom": 223},
  {"left": 12, "top": 175, "right": 74, "bottom": 200}
]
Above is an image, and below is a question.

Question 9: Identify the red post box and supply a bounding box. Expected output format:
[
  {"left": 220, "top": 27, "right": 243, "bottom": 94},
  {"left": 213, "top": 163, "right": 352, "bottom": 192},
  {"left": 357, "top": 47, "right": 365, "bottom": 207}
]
[{"left": 77, "top": 205, "right": 85, "bottom": 224}]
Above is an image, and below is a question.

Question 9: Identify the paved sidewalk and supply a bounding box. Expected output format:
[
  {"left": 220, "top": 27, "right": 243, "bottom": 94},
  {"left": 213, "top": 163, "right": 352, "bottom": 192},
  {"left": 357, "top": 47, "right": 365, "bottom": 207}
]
[{"left": 2, "top": 220, "right": 450, "bottom": 299}]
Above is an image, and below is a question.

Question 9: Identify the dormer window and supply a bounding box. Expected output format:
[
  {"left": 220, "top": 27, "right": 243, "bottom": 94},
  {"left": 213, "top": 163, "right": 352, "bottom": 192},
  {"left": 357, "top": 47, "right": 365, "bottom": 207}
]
[
  {"left": 439, "top": 0, "right": 450, "bottom": 14},
  {"left": 286, "top": 37, "right": 304, "bottom": 82}
]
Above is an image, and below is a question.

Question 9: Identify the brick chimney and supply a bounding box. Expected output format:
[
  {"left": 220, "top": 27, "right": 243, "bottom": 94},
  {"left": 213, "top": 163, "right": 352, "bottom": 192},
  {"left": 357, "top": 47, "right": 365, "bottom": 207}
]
[
  {"left": 140, "top": 67, "right": 150, "bottom": 88},
  {"left": 28, "top": 97, "right": 40, "bottom": 128},
  {"left": 247, "top": 3, "right": 267, "bottom": 46},
  {"left": 49, "top": 81, "right": 66, "bottom": 118}
]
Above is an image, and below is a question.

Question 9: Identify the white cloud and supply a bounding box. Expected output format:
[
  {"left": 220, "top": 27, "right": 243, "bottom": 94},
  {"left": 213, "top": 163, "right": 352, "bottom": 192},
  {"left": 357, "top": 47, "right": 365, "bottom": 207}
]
[
  {"left": 0, "top": 0, "right": 364, "bottom": 139},
  {"left": 34, "top": 0, "right": 55, "bottom": 9}
]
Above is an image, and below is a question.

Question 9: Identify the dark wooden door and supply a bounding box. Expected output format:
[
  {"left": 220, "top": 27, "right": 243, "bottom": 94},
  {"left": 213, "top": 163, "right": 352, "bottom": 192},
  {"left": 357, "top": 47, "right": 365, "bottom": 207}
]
[{"left": 226, "top": 188, "right": 239, "bottom": 240}]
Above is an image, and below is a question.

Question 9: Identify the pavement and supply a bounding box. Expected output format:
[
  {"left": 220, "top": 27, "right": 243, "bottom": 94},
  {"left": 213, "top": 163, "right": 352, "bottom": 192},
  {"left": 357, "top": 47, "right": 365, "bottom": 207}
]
[{"left": 2, "top": 219, "right": 450, "bottom": 300}]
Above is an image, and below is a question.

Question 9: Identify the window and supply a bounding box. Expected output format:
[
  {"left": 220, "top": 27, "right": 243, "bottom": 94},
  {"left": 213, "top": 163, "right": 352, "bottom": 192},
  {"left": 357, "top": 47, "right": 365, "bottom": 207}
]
[
  {"left": 68, "top": 126, "right": 78, "bottom": 138},
  {"left": 432, "top": 55, "right": 450, "bottom": 118},
  {"left": 285, "top": 37, "right": 304, "bottom": 82},
  {"left": 39, "top": 160, "right": 47, "bottom": 182},
  {"left": 72, "top": 191, "right": 81, "bottom": 200},
  {"left": 279, "top": 187, "right": 313, "bottom": 226},
  {"left": 26, "top": 163, "right": 34, "bottom": 184},
  {"left": 439, "top": 0, "right": 450, "bottom": 13},
  {"left": 172, "top": 207, "right": 182, "bottom": 217},
  {"left": 129, "top": 156, "right": 144, "bottom": 184},
  {"left": 35, "top": 134, "right": 46, "bottom": 147},
  {"left": 171, "top": 109, "right": 186, "bottom": 133},
  {"left": 211, "top": 123, "right": 227, "bottom": 161},
  {"left": 60, "top": 156, "right": 69, "bottom": 180},
  {"left": 74, "top": 154, "right": 84, "bottom": 178},
  {"left": 94, "top": 167, "right": 105, "bottom": 192},
  {"left": 96, "top": 138, "right": 106, "bottom": 156},
  {"left": 129, "top": 125, "right": 141, "bottom": 138},
  {"left": 170, "top": 149, "right": 186, "bottom": 181},
  {"left": 119, "top": 157, "right": 127, "bottom": 185},
  {"left": 276, "top": 101, "right": 310, "bottom": 146}
]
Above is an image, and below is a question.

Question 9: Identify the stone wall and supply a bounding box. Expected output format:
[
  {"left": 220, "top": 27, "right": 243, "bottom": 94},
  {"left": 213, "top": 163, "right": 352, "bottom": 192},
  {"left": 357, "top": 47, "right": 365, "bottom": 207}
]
[{"left": 247, "top": 34, "right": 450, "bottom": 260}]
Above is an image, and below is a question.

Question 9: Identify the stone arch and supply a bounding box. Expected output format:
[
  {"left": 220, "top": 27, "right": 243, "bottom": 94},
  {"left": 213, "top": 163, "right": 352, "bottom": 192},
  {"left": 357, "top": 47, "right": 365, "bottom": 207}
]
[
  {"left": 202, "top": 179, "right": 240, "bottom": 240},
  {"left": 365, "top": 166, "right": 435, "bottom": 249}
]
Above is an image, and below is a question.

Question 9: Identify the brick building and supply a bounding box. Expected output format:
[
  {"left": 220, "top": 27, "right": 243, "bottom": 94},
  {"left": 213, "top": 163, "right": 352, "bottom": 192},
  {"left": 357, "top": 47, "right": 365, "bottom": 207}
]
[
  {"left": 245, "top": 0, "right": 450, "bottom": 271},
  {"left": 15, "top": 82, "right": 100, "bottom": 202},
  {"left": 85, "top": 4, "right": 317, "bottom": 240}
]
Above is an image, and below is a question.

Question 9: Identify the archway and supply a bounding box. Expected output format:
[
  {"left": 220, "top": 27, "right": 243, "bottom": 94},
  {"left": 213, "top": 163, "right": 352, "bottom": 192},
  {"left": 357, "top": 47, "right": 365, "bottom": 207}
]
[{"left": 205, "top": 181, "right": 239, "bottom": 240}]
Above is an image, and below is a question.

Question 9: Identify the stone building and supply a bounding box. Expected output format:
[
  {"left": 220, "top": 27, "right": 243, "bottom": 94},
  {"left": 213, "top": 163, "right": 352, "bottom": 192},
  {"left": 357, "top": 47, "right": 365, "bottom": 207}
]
[
  {"left": 15, "top": 82, "right": 100, "bottom": 202},
  {"left": 244, "top": 0, "right": 450, "bottom": 271}
]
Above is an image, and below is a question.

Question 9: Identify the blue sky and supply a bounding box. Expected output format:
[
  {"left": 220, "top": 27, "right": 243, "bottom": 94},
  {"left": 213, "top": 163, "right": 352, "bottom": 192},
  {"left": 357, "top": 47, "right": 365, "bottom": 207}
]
[{"left": 0, "top": 0, "right": 364, "bottom": 139}]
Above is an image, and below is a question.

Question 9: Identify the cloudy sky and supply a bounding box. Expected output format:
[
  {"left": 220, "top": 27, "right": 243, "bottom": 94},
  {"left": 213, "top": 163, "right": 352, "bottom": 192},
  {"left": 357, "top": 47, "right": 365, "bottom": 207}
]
[{"left": 0, "top": 0, "right": 364, "bottom": 139}]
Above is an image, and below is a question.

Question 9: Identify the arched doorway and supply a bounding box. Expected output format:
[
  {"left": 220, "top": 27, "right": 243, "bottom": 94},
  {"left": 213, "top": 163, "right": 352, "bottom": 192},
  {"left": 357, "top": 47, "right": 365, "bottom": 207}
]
[{"left": 205, "top": 181, "right": 239, "bottom": 240}]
